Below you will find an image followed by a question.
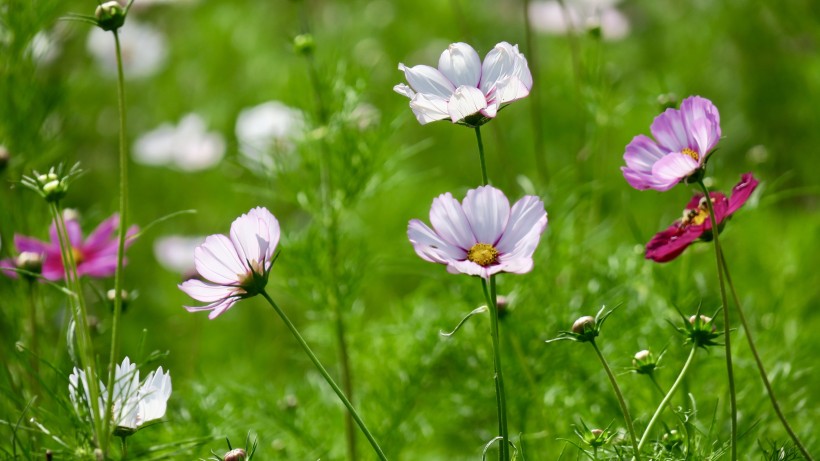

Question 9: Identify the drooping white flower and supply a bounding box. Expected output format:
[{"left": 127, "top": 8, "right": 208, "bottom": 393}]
[
  {"left": 86, "top": 19, "right": 167, "bottom": 79},
  {"left": 235, "top": 101, "right": 304, "bottom": 169},
  {"left": 133, "top": 114, "right": 225, "bottom": 171}
]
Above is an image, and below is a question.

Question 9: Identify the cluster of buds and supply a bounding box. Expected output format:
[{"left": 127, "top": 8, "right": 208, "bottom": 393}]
[{"left": 21, "top": 163, "right": 83, "bottom": 203}]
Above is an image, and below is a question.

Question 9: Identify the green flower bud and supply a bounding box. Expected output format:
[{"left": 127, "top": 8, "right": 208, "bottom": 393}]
[
  {"left": 95, "top": 1, "right": 126, "bottom": 32},
  {"left": 293, "top": 33, "right": 315, "bottom": 56},
  {"left": 42, "top": 179, "right": 67, "bottom": 202}
]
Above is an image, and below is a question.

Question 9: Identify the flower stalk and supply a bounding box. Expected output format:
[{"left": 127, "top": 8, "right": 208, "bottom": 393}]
[
  {"left": 260, "top": 291, "right": 388, "bottom": 461},
  {"left": 474, "top": 126, "right": 489, "bottom": 186},
  {"left": 697, "top": 179, "right": 737, "bottom": 461},
  {"left": 482, "top": 276, "right": 510, "bottom": 461}
]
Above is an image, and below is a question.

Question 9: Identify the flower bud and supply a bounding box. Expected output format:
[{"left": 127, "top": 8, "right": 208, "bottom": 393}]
[
  {"left": 662, "top": 429, "right": 683, "bottom": 450},
  {"left": 223, "top": 449, "right": 246, "bottom": 461},
  {"left": 0, "top": 145, "right": 9, "bottom": 173},
  {"left": 293, "top": 33, "right": 315, "bottom": 56},
  {"left": 572, "top": 316, "right": 595, "bottom": 334},
  {"left": 632, "top": 349, "right": 656, "bottom": 375},
  {"left": 678, "top": 312, "right": 721, "bottom": 348},
  {"left": 17, "top": 252, "right": 43, "bottom": 276},
  {"left": 107, "top": 288, "right": 131, "bottom": 312},
  {"left": 689, "top": 314, "right": 714, "bottom": 331},
  {"left": 496, "top": 295, "right": 509, "bottom": 320},
  {"left": 95, "top": 1, "right": 126, "bottom": 31}
]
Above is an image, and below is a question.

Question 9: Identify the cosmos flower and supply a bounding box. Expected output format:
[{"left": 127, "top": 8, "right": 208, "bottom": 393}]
[
  {"left": 622, "top": 96, "right": 721, "bottom": 191},
  {"left": 645, "top": 173, "right": 758, "bottom": 262},
  {"left": 153, "top": 235, "right": 204, "bottom": 276},
  {"left": 235, "top": 101, "right": 304, "bottom": 170},
  {"left": 86, "top": 19, "right": 167, "bottom": 79},
  {"left": 69, "top": 357, "right": 171, "bottom": 435},
  {"left": 1, "top": 213, "right": 138, "bottom": 281},
  {"left": 179, "top": 207, "right": 280, "bottom": 319},
  {"left": 528, "top": 0, "right": 630, "bottom": 41},
  {"left": 133, "top": 113, "right": 225, "bottom": 172},
  {"left": 394, "top": 41, "right": 532, "bottom": 126},
  {"left": 408, "top": 185, "right": 548, "bottom": 279}
]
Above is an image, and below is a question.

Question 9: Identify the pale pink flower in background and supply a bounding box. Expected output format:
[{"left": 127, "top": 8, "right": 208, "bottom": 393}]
[
  {"left": 528, "top": 0, "right": 630, "bottom": 41},
  {"left": 153, "top": 235, "right": 205, "bottom": 275},
  {"left": 408, "top": 185, "right": 548, "bottom": 279},
  {"left": 394, "top": 41, "right": 532, "bottom": 126},
  {"left": 235, "top": 101, "right": 304, "bottom": 169},
  {"left": 179, "top": 207, "right": 280, "bottom": 319},
  {"left": 133, "top": 114, "right": 225, "bottom": 172},
  {"left": 86, "top": 20, "right": 167, "bottom": 78}
]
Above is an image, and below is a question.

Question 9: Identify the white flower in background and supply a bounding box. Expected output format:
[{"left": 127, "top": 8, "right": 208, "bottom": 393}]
[
  {"left": 69, "top": 357, "right": 172, "bottom": 435},
  {"left": 235, "top": 101, "right": 304, "bottom": 169},
  {"left": 86, "top": 19, "right": 167, "bottom": 79},
  {"left": 528, "top": 0, "right": 630, "bottom": 41},
  {"left": 28, "top": 31, "right": 61, "bottom": 65},
  {"left": 153, "top": 235, "right": 204, "bottom": 275},
  {"left": 133, "top": 114, "right": 225, "bottom": 171}
]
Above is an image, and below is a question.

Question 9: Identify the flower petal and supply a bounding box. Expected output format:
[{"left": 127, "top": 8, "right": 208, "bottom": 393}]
[
  {"left": 487, "top": 75, "right": 531, "bottom": 105},
  {"left": 650, "top": 152, "right": 699, "bottom": 188},
  {"left": 447, "top": 259, "right": 490, "bottom": 279},
  {"left": 230, "top": 207, "right": 279, "bottom": 265},
  {"left": 194, "top": 234, "right": 245, "bottom": 284},
  {"left": 650, "top": 107, "right": 689, "bottom": 153},
  {"left": 480, "top": 42, "right": 532, "bottom": 97},
  {"left": 462, "top": 186, "right": 509, "bottom": 244},
  {"left": 429, "top": 192, "right": 476, "bottom": 249},
  {"left": 179, "top": 278, "right": 237, "bottom": 303},
  {"left": 645, "top": 225, "right": 702, "bottom": 263},
  {"left": 438, "top": 42, "right": 481, "bottom": 88},
  {"left": 447, "top": 85, "right": 487, "bottom": 123},
  {"left": 726, "top": 173, "right": 759, "bottom": 215},
  {"left": 408, "top": 93, "right": 450, "bottom": 124},
  {"left": 680, "top": 96, "right": 721, "bottom": 154},
  {"left": 495, "top": 195, "right": 548, "bottom": 255},
  {"left": 393, "top": 83, "right": 415, "bottom": 99},
  {"left": 407, "top": 219, "right": 466, "bottom": 264},
  {"left": 397, "top": 63, "right": 455, "bottom": 98}
]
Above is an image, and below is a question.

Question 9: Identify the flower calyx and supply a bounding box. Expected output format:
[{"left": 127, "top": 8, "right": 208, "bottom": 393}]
[
  {"left": 671, "top": 308, "right": 722, "bottom": 349},
  {"left": 574, "top": 420, "right": 616, "bottom": 449}
]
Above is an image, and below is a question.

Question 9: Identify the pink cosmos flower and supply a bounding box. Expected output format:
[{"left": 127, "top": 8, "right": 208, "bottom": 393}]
[
  {"left": 1, "top": 214, "right": 137, "bottom": 281},
  {"left": 394, "top": 42, "right": 532, "bottom": 126},
  {"left": 646, "top": 173, "right": 758, "bottom": 262},
  {"left": 179, "top": 207, "right": 280, "bottom": 319},
  {"left": 408, "top": 186, "right": 548, "bottom": 279},
  {"left": 622, "top": 96, "right": 721, "bottom": 191}
]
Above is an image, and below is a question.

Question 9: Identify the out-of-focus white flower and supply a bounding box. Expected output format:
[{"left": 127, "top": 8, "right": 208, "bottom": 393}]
[
  {"left": 28, "top": 31, "right": 61, "bottom": 65},
  {"left": 133, "top": 114, "right": 225, "bottom": 171},
  {"left": 528, "top": 0, "right": 630, "bottom": 41},
  {"left": 348, "top": 103, "right": 381, "bottom": 130},
  {"left": 153, "top": 235, "right": 204, "bottom": 275},
  {"left": 235, "top": 101, "right": 304, "bottom": 169},
  {"left": 69, "top": 357, "right": 172, "bottom": 436},
  {"left": 86, "top": 19, "right": 167, "bottom": 78}
]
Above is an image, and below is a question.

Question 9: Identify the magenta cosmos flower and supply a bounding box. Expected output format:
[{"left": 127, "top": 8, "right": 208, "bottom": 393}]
[
  {"left": 0, "top": 214, "right": 137, "bottom": 281},
  {"left": 646, "top": 173, "right": 758, "bottom": 262},
  {"left": 408, "top": 185, "right": 548, "bottom": 278},
  {"left": 179, "top": 207, "right": 280, "bottom": 319},
  {"left": 622, "top": 96, "right": 721, "bottom": 191},
  {"left": 394, "top": 41, "right": 532, "bottom": 126}
]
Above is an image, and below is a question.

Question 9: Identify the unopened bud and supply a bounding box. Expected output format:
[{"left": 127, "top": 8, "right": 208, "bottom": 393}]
[
  {"left": 223, "top": 449, "right": 246, "bottom": 461},
  {"left": 17, "top": 252, "right": 43, "bottom": 275},
  {"left": 689, "top": 314, "right": 714, "bottom": 330},
  {"left": 107, "top": 289, "right": 131, "bottom": 311},
  {"left": 0, "top": 145, "right": 9, "bottom": 173},
  {"left": 662, "top": 429, "right": 683, "bottom": 449},
  {"left": 95, "top": 1, "right": 126, "bottom": 31},
  {"left": 293, "top": 33, "right": 315, "bottom": 56},
  {"left": 572, "top": 316, "right": 595, "bottom": 334},
  {"left": 590, "top": 428, "right": 603, "bottom": 438},
  {"left": 632, "top": 349, "right": 656, "bottom": 374}
]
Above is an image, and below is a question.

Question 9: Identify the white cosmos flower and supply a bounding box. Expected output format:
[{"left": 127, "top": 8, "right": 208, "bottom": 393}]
[
  {"left": 394, "top": 41, "right": 532, "bottom": 126},
  {"left": 86, "top": 19, "right": 167, "bottom": 79},
  {"left": 69, "top": 357, "right": 172, "bottom": 435},
  {"left": 528, "top": 0, "right": 630, "bottom": 41},
  {"left": 133, "top": 114, "right": 225, "bottom": 171},
  {"left": 235, "top": 101, "right": 304, "bottom": 169}
]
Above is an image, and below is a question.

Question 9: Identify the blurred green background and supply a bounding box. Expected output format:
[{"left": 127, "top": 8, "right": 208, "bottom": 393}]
[{"left": 1, "top": 0, "right": 819, "bottom": 459}]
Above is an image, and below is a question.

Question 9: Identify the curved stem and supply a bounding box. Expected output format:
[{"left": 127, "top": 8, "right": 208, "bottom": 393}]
[
  {"left": 475, "top": 126, "right": 489, "bottom": 186},
  {"left": 260, "top": 291, "right": 388, "bottom": 461},
  {"left": 719, "top": 249, "right": 815, "bottom": 461},
  {"left": 482, "top": 276, "right": 509, "bottom": 461},
  {"left": 697, "top": 180, "right": 737, "bottom": 460},
  {"left": 104, "top": 29, "right": 130, "bottom": 453},
  {"left": 590, "top": 341, "right": 641, "bottom": 461},
  {"left": 637, "top": 345, "right": 697, "bottom": 451}
]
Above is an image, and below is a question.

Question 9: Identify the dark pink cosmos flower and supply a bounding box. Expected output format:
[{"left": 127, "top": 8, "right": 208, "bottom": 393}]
[
  {"left": 1, "top": 214, "right": 138, "bottom": 280},
  {"left": 645, "top": 173, "right": 758, "bottom": 263}
]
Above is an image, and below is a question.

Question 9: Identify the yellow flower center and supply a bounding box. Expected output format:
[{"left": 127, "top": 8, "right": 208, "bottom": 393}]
[
  {"left": 71, "top": 247, "right": 84, "bottom": 265},
  {"left": 680, "top": 197, "right": 714, "bottom": 227},
  {"left": 467, "top": 243, "right": 499, "bottom": 267},
  {"left": 681, "top": 148, "right": 699, "bottom": 161}
]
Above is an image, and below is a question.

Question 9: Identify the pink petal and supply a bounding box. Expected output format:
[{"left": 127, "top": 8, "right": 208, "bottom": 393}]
[
  {"left": 726, "top": 173, "right": 759, "bottom": 215},
  {"left": 429, "top": 192, "right": 476, "bottom": 249},
  {"left": 447, "top": 259, "right": 490, "bottom": 278},
  {"left": 495, "top": 195, "right": 548, "bottom": 255},
  {"left": 623, "top": 135, "right": 665, "bottom": 173},
  {"left": 645, "top": 226, "right": 702, "bottom": 263},
  {"left": 480, "top": 42, "right": 531, "bottom": 96},
  {"left": 650, "top": 107, "right": 688, "bottom": 153},
  {"left": 650, "top": 152, "right": 699, "bottom": 187},
  {"left": 680, "top": 96, "right": 721, "bottom": 154},
  {"left": 230, "top": 207, "right": 279, "bottom": 266},
  {"left": 84, "top": 215, "right": 119, "bottom": 252},
  {"left": 487, "top": 76, "right": 530, "bottom": 106},
  {"left": 397, "top": 63, "right": 455, "bottom": 98},
  {"left": 407, "top": 219, "right": 466, "bottom": 264},
  {"left": 14, "top": 235, "right": 51, "bottom": 254},
  {"left": 462, "top": 186, "right": 509, "bottom": 245},
  {"left": 179, "top": 278, "right": 237, "bottom": 302},
  {"left": 194, "top": 234, "right": 245, "bottom": 284},
  {"left": 447, "top": 85, "right": 487, "bottom": 123},
  {"left": 438, "top": 42, "right": 481, "bottom": 88}
]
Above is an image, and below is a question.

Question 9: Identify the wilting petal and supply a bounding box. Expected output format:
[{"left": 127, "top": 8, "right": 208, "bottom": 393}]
[
  {"left": 438, "top": 42, "right": 481, "bottom": 88},
  {"left": 408, "top": 219, "right": 466, "bottom": 264},
  {"left": 397, "top": 63, "right": 455, "bottom": 98},
  {"left": 462, "top": 185, "right": 510, "bottom": 244},
  {"left": 447, "top": 85, "right": 487, "bottom": 122},
  {"left": 409, "top": 93, "right": 450, "bottom": 124},
  {"left": 429, "top": 192, "right": 476, "bottom": 249}
]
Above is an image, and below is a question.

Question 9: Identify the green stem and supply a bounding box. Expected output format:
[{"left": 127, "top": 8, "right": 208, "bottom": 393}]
[
  {"left": 637, "top": 345, "right": 697, "bottom": 452},
  {"left": 475, "top": 126, "right": 489, "bottom": 186},
  {"left": 719, "top": 249, "right": 815, "bottom": 461},
  {"left": 26, "top": 280, "right": 40, "bottom": 396},
  {"left": 104, "top": 29, "right": 130, "bottom": 454},
  {"left": 259, "top": 291, "right": 388, "bottom": 461},
  {"left": 482, "top": 276, "right": 509, "bottom": 461},
  {"left": 590, "top": 341, "right": 640, "bottom": 461},
  {"left": 697, "top": 180, "right": 737, "bottom": 461}
]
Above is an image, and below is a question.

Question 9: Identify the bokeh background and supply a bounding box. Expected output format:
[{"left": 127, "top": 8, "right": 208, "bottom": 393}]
[{"left": 1, "top": 0, "right": 818, "bottom": 459}]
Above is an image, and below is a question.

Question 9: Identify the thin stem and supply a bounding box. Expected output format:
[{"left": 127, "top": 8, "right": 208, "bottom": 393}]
[
  {"left": 637, "top": 345, "right": 697, "bottom": 452},
  {"left": 259, "top": 291, "right": 388, "bottom": 461},
  {"left": 590, "top": 341, "right": 641, "bottom": 461},
  {"left": 696, "top": 180, "right": 737, "bottom": 461},
  {"left": 104, "top": 29, "right": 130, "bottom": 453},
  {"left": 482, "top": 276, "right": 509, "bottom": 461},
  {"left": 26, "top": 281, "right": 40, "bottom": 395},
  {"left": 719, "top": 249, "right": 815, "bottom": 461},
  {"left": 475, "top": 126, "right": 489, "bottom": 186}
]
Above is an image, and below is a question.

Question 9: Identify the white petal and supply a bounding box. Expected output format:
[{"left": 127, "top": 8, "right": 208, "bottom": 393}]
[
  {"left": 447, "top": 85, "right": 487, "bottom": 123},
  {"left": 462, "top": 186, "right": 510, "bottom": 244},
  {"left": 438, "top": 42, "right": 482, "bottom": 88},
  {"left": 194, "top": 234, "right": 246, "bottom": 284},
  {"left": 496, "top": 195, "right": 548, "bottom": 255},
  {"left": 398, "top": 63, "right": 455, "bottom": 98},
  {"left": 393, "top": 83, "right": 416, "bottom": 99},
  {"left": 480, "top": 42, "right": 531, "bottom": 96},
  {"left": 408, "top": 93, "right": 450, "bottom": 124},
  {"left": 429, "top": 192, "right": 476, "bottom": 249},
  {"left": 408, "top": 219, "right": 466, "bottom": 264},
  {"left": 447, "top": 259, "right": 491, "bottom": 278},
  {"left": 179, "top": 279, "right": 236, "bottom": 302},
  {"left": 488, "top": 75, "right": 531, "bottom": 105}
]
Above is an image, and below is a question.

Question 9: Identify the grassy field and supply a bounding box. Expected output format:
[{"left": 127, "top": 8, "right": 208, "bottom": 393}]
[{"left": 1, "top": 0, "right": 818, "bottom": 459}]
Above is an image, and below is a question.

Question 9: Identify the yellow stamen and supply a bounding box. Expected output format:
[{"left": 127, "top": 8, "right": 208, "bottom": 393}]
[
  {"left": 467, "top": 243, "right": 499, "bottom": 267},
  {"left": 71, "top": 247, "right": 84, "bottom": 265},
  {"left": 682, "top": 148, "right": 699, "bottom": 161}
]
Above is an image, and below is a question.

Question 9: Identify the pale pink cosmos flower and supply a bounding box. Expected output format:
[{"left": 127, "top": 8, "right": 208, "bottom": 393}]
[
  {"left": 394, "top": 41, "right": 532, "bottom": 126},
  {"left": 408, "top": 186, "right": 548, "bottom": 279},
  {"left": 179, "top": 207, "right": 280, "bottom": 319},
  {"left": 622, "top": 96, "right": 721, "bottom": 191},
  {"left": 1, "top": 214, "right": 138, "bottom": 281},
  {"left": 133, "top": 114, "right": 225, "bottom": 172}
]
